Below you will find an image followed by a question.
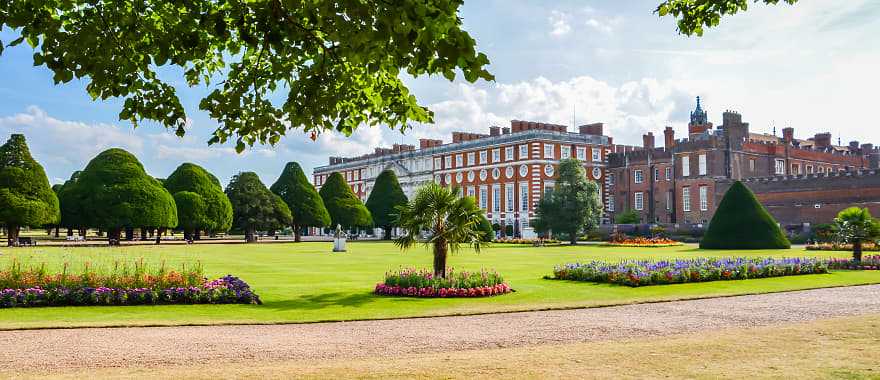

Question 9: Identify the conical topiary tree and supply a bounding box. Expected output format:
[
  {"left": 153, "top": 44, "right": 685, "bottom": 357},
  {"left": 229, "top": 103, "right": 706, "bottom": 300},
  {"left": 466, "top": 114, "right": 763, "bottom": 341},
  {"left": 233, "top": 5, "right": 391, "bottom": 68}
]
[
  {"left": 226, "top": 172, "right": 292, "bottom": 243},
  {"left": 270, "top": 162, "right": 331, "bottom": 242},
  {"left": 365, "top": 169, "right": 408, "bottom": 240},
  {"left": 0, "top": 134, "right": 60, "bottom": 246},
  {"left": 164, "top": 163, "right": 233, "bottom": 240},
  {"left": 64, "top": 148, "right": 178, "bottom": 245},
  {"left": 700, "top": 181, "right": 790, "bottom": 249},
  {"left": 319, "top": 172, "right": 372, "bottom": 230}
]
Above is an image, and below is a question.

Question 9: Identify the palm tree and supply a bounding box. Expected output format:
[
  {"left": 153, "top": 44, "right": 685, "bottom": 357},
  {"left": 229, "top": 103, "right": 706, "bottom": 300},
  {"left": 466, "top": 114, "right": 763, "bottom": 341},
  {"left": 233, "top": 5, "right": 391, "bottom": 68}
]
[
  {"left": 394, "top": 183, "right": 486, "bottom": 278},
  {"left": 833, "top": 207, "right": 880, "bottom": 262}
]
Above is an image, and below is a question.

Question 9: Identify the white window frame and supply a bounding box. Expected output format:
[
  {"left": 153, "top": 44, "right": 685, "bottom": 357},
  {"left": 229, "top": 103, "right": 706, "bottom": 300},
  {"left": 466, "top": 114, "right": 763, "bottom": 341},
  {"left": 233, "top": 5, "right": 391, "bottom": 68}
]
[
  {"left": 591, "top": 147, "right": 601, "bottom": 162},
  {"left": 654, "top": 168, "right": 660, "bottom": 182},
  {"left": 806, "top": 165, "right": 814, "bottom": 174},
  {"left": 492, "top": 148, "right": 501, "bottom": 163},
  {"left": 479, "top": 151, "right": 488, "bottom": 164},
  {"left": 608, "top": 196, "right": 615, "bottom": 212},
  {"left": 666, "top": 191, "right": 672, "bottom": 210},
  {"left": 444, "top": 155, "right": 452, "bottom": 169},
  {"left": 434, "top": 157, "right": 441, "bottom": 170},
  {"left": 492, "top": 185, "right": 501, "bottom": 213},
  {"left": 544, "top": 143, "right": 555, "bottom": 159},
  {"left": 467, "top": 152, "right": 476, "bottom": 166},
  {"left": 699, "top": 185, "right": 708, "bottom": 211},
  {"left": 775, "top": 159, "right": 785, "bottom": 175},
  {"left": 519, "top": 182, "right": 529, "bottom": 211},
  {"left": 634, "top": 170, "right": 644, "bottom": 184},
  {"left": 681, "top": 155, "right": 690, "bottom": 177},
  {"left": 665, "top": 167, "right": 672, "bottom": 180},
  {"left": 561, "top": 146, "right": 571, "bottom": 160},
  {"left": 792, "top": 163, "right": 801, "bottom": 175},
  {"left": 455, "top": 154, "right": 463, "bottom": 168},
  {"left": 519, "top": 145, "right": 528, "bottom": 159},
  {"left": 479, "top": 186, "right": 488, "bottom": 210},
  {"left": 467, "top": 186, "right": 475, "bottom": 198},
  {"left": 749, "top": 158, "right": 755, "bottom": 172},
  {"left": 505, "top": 183, "right": 514, "bottom": 212},
  {"left": 634, "top": 192, "right": 644, "bottom": 211},
  {"left": 505, "top": 147, "right": 514, "bottom": 161},
  {"left": 698, "top": 154, "right": 707, "bottom": 176},
  {"left": 682, "top": 187, "right": 691, "bottom": 212}
]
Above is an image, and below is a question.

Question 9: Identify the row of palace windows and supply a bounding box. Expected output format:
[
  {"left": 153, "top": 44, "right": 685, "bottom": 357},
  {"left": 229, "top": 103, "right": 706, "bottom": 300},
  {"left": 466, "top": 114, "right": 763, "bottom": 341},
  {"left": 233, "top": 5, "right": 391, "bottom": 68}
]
[{"left": 438, "top": 143, "right": 603, "bottom": 170}]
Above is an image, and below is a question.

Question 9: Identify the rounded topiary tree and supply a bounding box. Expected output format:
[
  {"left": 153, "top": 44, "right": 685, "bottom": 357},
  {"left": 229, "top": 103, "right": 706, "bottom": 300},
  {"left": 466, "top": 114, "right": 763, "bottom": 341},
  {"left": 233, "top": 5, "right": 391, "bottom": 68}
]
[
  {"left": 270, "top": 162, "right": 331, "bottom": 242},
  {"left": 318, "top": 172, "right": 372, "bottom": 230},
  {"left": 0, "top": 134, "right": 60, "bottom": 246},
  {"left": 65, "top": 148, "right": 178, "bottom": 245},
  {"left": 365, "top": 169, "right": 408, "bottom": 240},
  {"left": 700, "top": 181, "right": 790, "bottom": 249},
  {"left": 56, "top": 171, "right": 88, "bottom": 237},
  {"left": 226, "top": 172, "right": 292, "bottom": 243},
  {"left": 164, "top": 163, "right": 233, "bottom": 240}
]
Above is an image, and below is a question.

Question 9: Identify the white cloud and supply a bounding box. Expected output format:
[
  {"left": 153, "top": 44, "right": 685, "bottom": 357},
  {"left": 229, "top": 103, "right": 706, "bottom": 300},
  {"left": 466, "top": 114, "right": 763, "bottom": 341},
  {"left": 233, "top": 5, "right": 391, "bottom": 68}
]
[
  {"left": 585, "top": 17, "right": 621, "bottom": 35},
  {"left": 548, "top": 10, "right": 571, "bottom": 37}
]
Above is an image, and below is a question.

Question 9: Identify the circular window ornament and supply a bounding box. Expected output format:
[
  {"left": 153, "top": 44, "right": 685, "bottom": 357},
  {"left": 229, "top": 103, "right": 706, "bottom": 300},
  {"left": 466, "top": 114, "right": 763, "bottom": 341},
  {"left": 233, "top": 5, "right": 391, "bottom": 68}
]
[
  {"left": 455, "top": 172, "right": 463, "bottom": 183},
  {"left": 592, "top": 167, "right": 602, "bottom": 179},
  {"left": 505, "top": 166, "right": 514, "bottom": 179},
  {"left": 492, "top": 168, "right": 501, "bottom": 180},
  {"left": 479, "top": 169, "right": 488, "bottom": 181},
  {"left": 444, "top": 173, "right": 452, "bottom": 184},
  {"left": 519, "top": 164, "right": 528, "bottom": 177},
  {"left": 544, "top": 164, "right": 555, "bottom": 177},
  {"left": 468, "top": 170, "right": 475, "bottom": 182}
]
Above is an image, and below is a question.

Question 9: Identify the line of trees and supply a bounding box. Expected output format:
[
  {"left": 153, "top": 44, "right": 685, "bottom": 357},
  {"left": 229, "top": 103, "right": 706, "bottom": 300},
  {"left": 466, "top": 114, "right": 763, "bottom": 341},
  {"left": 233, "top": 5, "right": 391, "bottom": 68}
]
[{"left": 0, "top": 134, "right": 416, "bottom": 246}]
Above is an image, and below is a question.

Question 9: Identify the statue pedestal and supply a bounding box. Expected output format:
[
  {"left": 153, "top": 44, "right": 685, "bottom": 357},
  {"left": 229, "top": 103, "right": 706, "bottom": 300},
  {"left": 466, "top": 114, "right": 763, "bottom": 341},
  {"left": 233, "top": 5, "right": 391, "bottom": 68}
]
[{"left": 333, "top": 238, "right": 347, "bottom": 252}]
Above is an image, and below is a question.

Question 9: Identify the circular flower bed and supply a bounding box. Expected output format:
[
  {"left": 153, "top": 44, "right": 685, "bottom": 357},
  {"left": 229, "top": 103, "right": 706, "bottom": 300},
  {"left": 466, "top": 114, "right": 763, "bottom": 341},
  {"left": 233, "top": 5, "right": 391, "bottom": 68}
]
[
  {"left": 601, "top": 237, "right": 683, "bottom": 247},
  {"left": 375, "top": 268, "right": 512, "bottom": 298}
]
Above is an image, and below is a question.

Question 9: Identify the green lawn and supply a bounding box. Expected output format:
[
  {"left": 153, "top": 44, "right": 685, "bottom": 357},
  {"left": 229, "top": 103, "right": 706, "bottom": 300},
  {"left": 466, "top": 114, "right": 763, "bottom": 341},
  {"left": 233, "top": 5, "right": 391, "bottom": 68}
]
[{"left": 0, "top": 242, "right": 876, "bottom": 330}]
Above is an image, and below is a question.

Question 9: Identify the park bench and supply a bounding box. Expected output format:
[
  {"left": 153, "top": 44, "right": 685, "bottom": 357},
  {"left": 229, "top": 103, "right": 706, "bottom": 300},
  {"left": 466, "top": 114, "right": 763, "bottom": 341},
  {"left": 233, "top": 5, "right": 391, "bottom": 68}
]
[{"left": 17, "top": 237, "right": 35, "bottom": 246}]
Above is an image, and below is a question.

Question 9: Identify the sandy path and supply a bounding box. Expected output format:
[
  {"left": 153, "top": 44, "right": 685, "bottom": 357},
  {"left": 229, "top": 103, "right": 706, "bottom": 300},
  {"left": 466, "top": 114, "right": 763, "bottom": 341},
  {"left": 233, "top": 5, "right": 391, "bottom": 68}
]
[{"left": 1, "top": 284, "right": 879, "bottom": 374}]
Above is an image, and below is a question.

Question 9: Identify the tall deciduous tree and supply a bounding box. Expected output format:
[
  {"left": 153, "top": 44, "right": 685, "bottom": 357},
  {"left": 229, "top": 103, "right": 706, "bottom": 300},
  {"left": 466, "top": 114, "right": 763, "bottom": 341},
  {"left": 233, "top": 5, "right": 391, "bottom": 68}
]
[
  {"left": 833, "top": 207, "right": 880, "bottom": 262},
  {"left": 365, "top": 170, "right": 408, "bottom": 240},
  {"left": 226, "top": 172, "right": 292, "bottom": 243},
  {"left": 533, "top": 159, "right": 603, "bottom": 245},
  {"left": 0, "top": 134, "right": 60, "bottom": 246},
  {"left": 657, "top": 0, "right": 798, "bottom": 36},
  {"left": 394, "top": 184, "right": 485, "bottom": 278},
  {"left": 0, "top": 1, "right": 493, "bottom": 151},
  {"left": 164, "top": 163, "right": 233, "bottom": 240},
  {"left": 63, "top": 149, "right": 177, "bottom": 245},
  {"left": 270, "top": 162, "right": 330, "bottom": 242},
  {"left": 318, "top": 172, "right": 372, "bottom": 230}
]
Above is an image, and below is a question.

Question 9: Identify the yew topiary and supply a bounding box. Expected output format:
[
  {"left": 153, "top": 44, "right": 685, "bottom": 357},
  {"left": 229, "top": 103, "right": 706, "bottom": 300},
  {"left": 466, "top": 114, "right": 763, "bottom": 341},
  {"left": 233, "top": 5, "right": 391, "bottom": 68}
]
[
  {"left": 318, "top": 172, "right": 372, "bottom": 229},
  {"left": 0, "top": 134, "right": 60, "bottom": 246},
  {"left": 165, "top": 163, "right": 233, "bottom": 239},
  {"left": 700, "top": 181, "right": 790, "bottom": 250},
  {"left": 270, "top": 162, "right": 331, "bottom": 242}
]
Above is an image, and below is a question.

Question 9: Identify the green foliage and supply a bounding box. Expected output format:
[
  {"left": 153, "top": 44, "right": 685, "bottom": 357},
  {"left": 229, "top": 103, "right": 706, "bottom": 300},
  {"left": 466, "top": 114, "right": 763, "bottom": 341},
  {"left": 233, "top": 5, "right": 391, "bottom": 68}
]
[
  {"left": 270, "top": 162, "right": 330, "bottom": 229},
  {"left": 1, "top": 1, "right": 493, "bottom": 151},
  {"left": 477, "top": 214, "right": 494, "bottom": 243},
  {"left": 833, "top": 207, "right": 880, "bottom": 261},
  {"left": 365, "top": 170, "right": 408, "bottom": 231},
  {"left": 63, "top": 149, "right": 178, "bottom": 231},
  {"left": 812, "top": 223, "right": 835, "bottom": 243},
  {"left": 533, "top": 159, "right": 603, "bottom": 244},
  {"left": 225, "top": 172, "right": 292, "bottom": 236},
  {"left": 700, "top": 181, "right": 790, "bottom": 249},
  {"left": 318, "top": 172, "right": 372, "bottom": 228},
  {"left": 657, "top": 0, "right": 798, "bottom": 36},
  {"left": 0, "top": 134, "right": 60, "bottom": 229},
  {"left": 164, "top": 163, "right": 233, "bottom": 233},
  {"left": 616, "top": 209, "right": 641, "bottom": 224},
  {"left": 394, "top": 184, "right": 486, "bottom": 276}
]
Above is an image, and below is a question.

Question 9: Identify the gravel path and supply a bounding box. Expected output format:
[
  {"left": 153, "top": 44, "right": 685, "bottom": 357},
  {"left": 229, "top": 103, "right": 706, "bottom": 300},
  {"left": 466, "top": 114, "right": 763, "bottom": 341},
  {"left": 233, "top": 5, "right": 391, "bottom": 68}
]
[{"left": 2, "top": 285, "right": 879, "bottom": 373}]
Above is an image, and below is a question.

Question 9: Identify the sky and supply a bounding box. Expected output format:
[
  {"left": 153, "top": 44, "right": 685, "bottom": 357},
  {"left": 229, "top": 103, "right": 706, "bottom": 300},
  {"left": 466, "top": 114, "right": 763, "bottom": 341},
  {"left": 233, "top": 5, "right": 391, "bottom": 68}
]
[{"left": 1, "top": 0, "right": 879, "bottom": 186}]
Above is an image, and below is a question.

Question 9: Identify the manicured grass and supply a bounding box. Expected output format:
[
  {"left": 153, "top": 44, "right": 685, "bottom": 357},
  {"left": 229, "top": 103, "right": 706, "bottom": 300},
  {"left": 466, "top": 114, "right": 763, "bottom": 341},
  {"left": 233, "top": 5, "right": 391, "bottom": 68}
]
[{"left": 0, "top": 242, "right": 876, "bottom": 329}]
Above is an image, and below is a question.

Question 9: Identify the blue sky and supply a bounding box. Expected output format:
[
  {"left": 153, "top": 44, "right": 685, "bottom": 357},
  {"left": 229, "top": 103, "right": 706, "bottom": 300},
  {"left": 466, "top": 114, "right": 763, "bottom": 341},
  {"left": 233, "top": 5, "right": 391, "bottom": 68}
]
[{"left": 1, "top": 0, "right": 879, "bottom": 185}]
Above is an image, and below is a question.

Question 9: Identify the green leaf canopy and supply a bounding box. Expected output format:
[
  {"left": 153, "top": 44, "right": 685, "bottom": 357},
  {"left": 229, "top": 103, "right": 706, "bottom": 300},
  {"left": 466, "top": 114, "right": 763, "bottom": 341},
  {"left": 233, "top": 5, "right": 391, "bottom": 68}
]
[
  {"left": 318, "top": 172, "right": 372, "bottom": 229},
  {"left": 164, "top": 163, "right": 233, "bottom": 234},
  {"left": 533, "top": 159, "right": 603, "bottom": 244},
  {"left": 63, "top": 148, "right": 178, "bottom": 232},
  {"left": 225, "top": 172, "right": 292, "bottom": 238},
  {"left": 365, "top": 169, "right": 408, "bottom": 230},
  {"left": 270, "top": 162, "right": 331, "bottom": 230},
  {"left": 700, "top": 181, "right": 790, "bottom": 249},
  {"left": 0, "top": 134, "right": 60, "bottom": 229}
]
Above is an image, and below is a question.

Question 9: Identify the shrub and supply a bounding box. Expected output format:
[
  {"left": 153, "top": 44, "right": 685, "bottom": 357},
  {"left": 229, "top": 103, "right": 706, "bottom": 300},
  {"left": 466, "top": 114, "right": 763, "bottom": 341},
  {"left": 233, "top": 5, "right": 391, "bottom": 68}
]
[
  {"left": 615, "top": 209, "right": 640, "bottom": 224},
  {"left": 551, "top": 257, "right": 827, "bottom": 287},
  {"left": 375, "top": 268, "right": 511, "bottom": 298},
  {"left": 826, "top": 256, "right": 880, "bottom": 270},
  {"left": 700, "top": 181, "right": 790, "bottom": 249}
]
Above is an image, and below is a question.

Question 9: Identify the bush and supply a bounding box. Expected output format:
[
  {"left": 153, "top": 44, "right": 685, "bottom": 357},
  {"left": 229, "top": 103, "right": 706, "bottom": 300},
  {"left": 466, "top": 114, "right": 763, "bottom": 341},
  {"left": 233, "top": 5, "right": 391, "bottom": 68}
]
[
  {"left": 827, "top": 256, "right": 880, "bottom": 270},
  {"left": 700, "top": 181, "right": 790, "bottom": 249},
  {"left": 477, "top": 215, "right": 494, "bottom": 242},
  {"left": 375, "top": 268, "right": 512, "bottom": 298},
  {"left": 551, "top": 257, "right": 827, "bottom": 287}
]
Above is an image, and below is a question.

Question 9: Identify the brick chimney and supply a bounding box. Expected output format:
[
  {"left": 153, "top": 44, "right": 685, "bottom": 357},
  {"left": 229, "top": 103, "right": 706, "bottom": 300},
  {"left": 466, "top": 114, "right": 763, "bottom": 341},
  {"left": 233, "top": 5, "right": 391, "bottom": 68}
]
[
  {"left": 578, "top": 123, "right": 603, "bottom": 135},
  {"left": 502, "top": 127, "right": 510, "bottom": 135},
  {"left": 643, "top": 132, "right": 655, "bottom": 149},
  {"left": 489, "top": 126, "right": 500, "bottom": 136},
  {"left": 782, "top": 127, "right": 794, "bottom": 143},
  {"left": 664, "top": 126, "right": 675, "bottom": 149},
  {"left": 814, "top": 133, "right": 832, "bottom": 149}
]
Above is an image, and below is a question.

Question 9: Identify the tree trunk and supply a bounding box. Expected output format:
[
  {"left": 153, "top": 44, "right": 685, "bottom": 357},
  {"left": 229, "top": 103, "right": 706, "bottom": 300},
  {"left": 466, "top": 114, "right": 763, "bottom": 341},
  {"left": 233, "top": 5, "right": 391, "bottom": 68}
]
[
  {"left": 433, "top": 238, "right": 448, "bottom": 278},
  {"left": 854, "top": 240, "right": 863, "bottom": 262},
  {"left": 294, "top": 224, "right": 302, "bottom": 243},
  {"left": 139, "top": 227, "right": 148, "bottom": 241},
  {"left": 79, "top": 228, "right": 87, "bottom": 238},
  {"left": 67, "top": 228, "right": 73, "bottom": 237},
  {"left": 245, "top": 227, "right": 256, "bottom": 243},
  {"left": 124, "top": 227, "right": 134, "bottom": 241},
  {"left": 108, "top": 228, "right": 121, "bottom": 246},
  {"left": 383, "top": 226, "right": 392, "bottom": 240},
  {"left": 7, "top": 225, "right": 20, "bottom": 247},
  {"left": 54, "top": 226, "right": 60, "bottom": 238},
  {"left": 183, "top": 229, "right": 192, "bottom": 242},
  {"left": 155, "top": 228, "right": 163, "bottom": 245},
  {"left": 195, "top": 229, "right": 201, "bottom": 240}
]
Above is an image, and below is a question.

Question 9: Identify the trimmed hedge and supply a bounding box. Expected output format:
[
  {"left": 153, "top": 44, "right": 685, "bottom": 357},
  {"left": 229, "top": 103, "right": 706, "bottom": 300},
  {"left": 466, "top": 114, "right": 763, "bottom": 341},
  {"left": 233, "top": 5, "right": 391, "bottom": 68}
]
[{"left": 700, "top": 181, "right": 790, "bottom": 249}]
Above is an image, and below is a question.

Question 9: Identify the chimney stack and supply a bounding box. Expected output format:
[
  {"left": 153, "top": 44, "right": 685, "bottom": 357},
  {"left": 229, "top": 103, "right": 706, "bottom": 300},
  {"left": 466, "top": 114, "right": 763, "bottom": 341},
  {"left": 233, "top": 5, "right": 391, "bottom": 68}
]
[
  {"left": 489, "top": 126, "right": 500, "bottom": 136},
  {"left": 643, "top": 132, "right": 655, "bottom": 149},
  {"left": 814, "top": 132, "right": 832, "bottom": 149},
  {"left": 578, "top": 123, "right": 604, "bottom": 136},
  {"left": 664, "top": 127, "right": 675, "bottom": 149},
  {"left": 502, "top": 127, "right": 510, "bottom": 135},
  {"left": 782, "top": 127, "right": 794, "bottom": 144}
]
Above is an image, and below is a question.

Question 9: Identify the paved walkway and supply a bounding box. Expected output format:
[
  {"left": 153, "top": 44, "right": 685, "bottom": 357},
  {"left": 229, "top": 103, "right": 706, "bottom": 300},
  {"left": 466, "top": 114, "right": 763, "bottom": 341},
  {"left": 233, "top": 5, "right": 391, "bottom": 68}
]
[{"left": 1, "top": 285, "right": 879, "bottom": 373}]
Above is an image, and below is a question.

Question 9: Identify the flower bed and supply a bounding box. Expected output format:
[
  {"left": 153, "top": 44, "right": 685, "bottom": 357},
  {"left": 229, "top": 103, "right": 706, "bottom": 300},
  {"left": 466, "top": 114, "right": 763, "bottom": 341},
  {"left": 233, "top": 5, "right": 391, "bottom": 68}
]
[
  {"left": 601, "top": 237, "right": 683, "bottom": 247},
  {"left": 375, "top": 268, "right": 512, "bottom": 297},
  {"left": 493, "top": 238, "right": 561, "bottom": 245},
  {"left": 827, "top": 256, "right": 880, "bottom": 270},
  {"left": 0, "top": 260, "right": 261, "bottom": 308},
  {"left": 550, "top": 257, "right": 828, "bottom": 287},
  {"left": 806, "top": 243, "right": 880, "bottom": 252}
]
